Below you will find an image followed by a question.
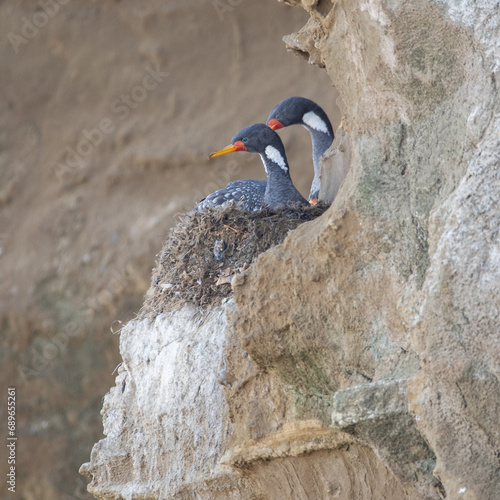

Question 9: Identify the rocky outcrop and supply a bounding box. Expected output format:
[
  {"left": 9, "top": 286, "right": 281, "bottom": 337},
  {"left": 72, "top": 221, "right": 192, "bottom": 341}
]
[
  {"left": 81, "top": 306, "right": 233, "bottom": 499},
  {"left": 82, "top": 303, "right": 426, "bottom": 499},
  {"left": 82, "top": 0, "right": 500, "bottom": 499}
]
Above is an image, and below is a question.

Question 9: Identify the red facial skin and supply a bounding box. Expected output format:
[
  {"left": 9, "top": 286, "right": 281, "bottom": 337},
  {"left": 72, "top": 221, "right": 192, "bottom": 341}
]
[
  {"left": 233, "top": 140, "right": 247, "bottom": 151},
  {"left": 268, "top": 118, "right": 284, "bottom": 130}
]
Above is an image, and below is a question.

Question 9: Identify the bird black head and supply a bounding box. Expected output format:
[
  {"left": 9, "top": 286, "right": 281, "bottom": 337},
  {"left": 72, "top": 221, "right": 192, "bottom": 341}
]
[
  {"left": 267, "top": 96, "right": 333, "bottom": 137},
  {"left": 209, "top": 123, "right": 284, "bottom": 158}
]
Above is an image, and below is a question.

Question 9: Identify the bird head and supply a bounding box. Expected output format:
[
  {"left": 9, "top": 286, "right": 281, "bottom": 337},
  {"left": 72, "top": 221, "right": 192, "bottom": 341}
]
[
  {"left": 267, "top": 96, "right": 312, "bottom": 130},
  {"left": 267, "top": 96, "right": 332, "bottom": 139},
  {"left": 209, "top": 123, "right": 283, "bottom": 158}
]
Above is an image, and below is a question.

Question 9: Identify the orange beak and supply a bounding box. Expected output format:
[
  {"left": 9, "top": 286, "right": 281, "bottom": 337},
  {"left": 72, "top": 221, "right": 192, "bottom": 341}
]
[
  {"left": 309, "top": 198, "right": 318, "bottom": 205},
  {"left": 208, "top": 140, "right": 247, "bottom": 159},
  {"left": 268, "top": 118, "right": 283, "bottom": 130}
]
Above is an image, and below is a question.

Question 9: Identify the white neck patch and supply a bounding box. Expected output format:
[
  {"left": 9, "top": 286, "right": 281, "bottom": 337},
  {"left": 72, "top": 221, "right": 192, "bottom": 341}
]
[
  {"left": 258, "top": 154, "right": 268, "bottom": 174},
  {"left": 303, "top": 111, "right": 330, "bottom": 135},
  {"left": 264, "top": 145, "right": 288, "bottom": 172}
]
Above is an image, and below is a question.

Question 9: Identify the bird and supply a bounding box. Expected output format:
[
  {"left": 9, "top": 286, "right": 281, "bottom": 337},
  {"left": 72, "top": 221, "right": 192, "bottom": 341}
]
[
  {"left": 194, "top": 123, "right": 307, "bottom": 211},
  {"left": 267, "top": 97, "right": 334, "bottom": 204}
]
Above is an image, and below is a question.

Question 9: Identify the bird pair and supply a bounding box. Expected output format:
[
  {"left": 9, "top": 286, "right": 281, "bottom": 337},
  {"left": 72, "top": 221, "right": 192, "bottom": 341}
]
[{"left": 194, "top": 97, "right": 333, "bottom": 211}]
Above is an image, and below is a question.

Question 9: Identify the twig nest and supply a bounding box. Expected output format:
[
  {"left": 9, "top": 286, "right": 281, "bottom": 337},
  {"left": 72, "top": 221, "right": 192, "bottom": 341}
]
[{"left": 140, "top": 202, "right": 329, "bottom": 317}]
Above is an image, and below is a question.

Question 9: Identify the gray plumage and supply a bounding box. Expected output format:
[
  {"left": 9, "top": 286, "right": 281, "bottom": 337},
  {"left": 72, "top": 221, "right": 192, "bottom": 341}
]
[
  {"left": 194, "top": 123, "right": 306, "bottom": 211},
  {"left": 195, "top": 180, "right": 266, "bottom": 212},
  {"left": 267, "top": 96, "right": 334, "bottom": 202}
]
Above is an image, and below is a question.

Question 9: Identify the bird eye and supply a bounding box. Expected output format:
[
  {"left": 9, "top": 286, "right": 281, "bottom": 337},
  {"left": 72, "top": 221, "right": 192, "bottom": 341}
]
[
  {"left": 242, "top": 137, "right": 249, "bottom": 144},
  {"left": 276, "top": 113, "right": 282, "bottom": 120}
]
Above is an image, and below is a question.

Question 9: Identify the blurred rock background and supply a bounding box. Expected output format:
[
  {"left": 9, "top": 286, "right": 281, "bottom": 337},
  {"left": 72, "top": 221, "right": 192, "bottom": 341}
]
[{"left": 0, "top": 1, "right": 339, "bottom": 498}]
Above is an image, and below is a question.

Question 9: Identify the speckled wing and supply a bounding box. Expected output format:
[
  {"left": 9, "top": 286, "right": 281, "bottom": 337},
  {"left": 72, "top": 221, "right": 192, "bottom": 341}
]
[{"left": 194, "top": 180, "right": 267, "bottom": 211}]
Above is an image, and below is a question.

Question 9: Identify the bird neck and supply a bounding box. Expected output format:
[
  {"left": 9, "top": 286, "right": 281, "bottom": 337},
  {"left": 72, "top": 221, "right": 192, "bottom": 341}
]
[
  {"left": 259, "top": 144, "right": 289, "bottom": 177},
  {"left": 309, "top": 128, "right": 333, "bottom": 166},
  {"left": 259, "top": 149, "right": 302, "bottom": 205},
  {"left": 265, "top": 163, "right": 293, "bottom": 185},
  {"left": 260, "top": 146, "right": 292, "bottom": 184},
  {"left": 301, "top": 110, "right": 334, "bottom": 200}
]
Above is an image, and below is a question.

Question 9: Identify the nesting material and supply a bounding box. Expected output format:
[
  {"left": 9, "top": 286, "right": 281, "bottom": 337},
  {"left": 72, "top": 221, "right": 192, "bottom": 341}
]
[{"left": 140, "top": 202, "right": 329, "bottom": 317}]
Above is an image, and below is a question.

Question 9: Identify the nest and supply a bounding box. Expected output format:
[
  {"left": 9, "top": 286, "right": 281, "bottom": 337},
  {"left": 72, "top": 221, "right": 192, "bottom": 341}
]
[{"left": 140, "top": 202, "right": 329, "bottom": 318}]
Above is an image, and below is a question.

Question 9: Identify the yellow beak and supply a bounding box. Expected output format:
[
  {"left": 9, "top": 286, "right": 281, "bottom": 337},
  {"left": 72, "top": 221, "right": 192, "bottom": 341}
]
[{"left": 208, "top": 144, "right": 238, "bottom": 159}]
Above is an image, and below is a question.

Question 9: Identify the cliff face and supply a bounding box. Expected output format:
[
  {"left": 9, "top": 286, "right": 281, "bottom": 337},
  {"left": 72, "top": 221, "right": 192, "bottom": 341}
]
[
  {"left": 0, "top": 1, "right": 335, "bottom": 499},
  {"left": 82, "top": 1, "right": 500, "bottom": 499}
]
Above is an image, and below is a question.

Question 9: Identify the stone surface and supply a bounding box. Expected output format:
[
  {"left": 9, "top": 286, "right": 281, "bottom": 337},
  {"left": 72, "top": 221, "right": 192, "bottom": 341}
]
[
  {"left": 81, "top": 305, "right": 234, "bottom": 499},
  {"left": 82, "top": 303, "right": 424, "bottom": 500},
  {"left": 231, "top": 0, "right": 500, "bottom": 498},
  {"left": 332, "top": 379, "right": 440, "bottom": 499}
]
